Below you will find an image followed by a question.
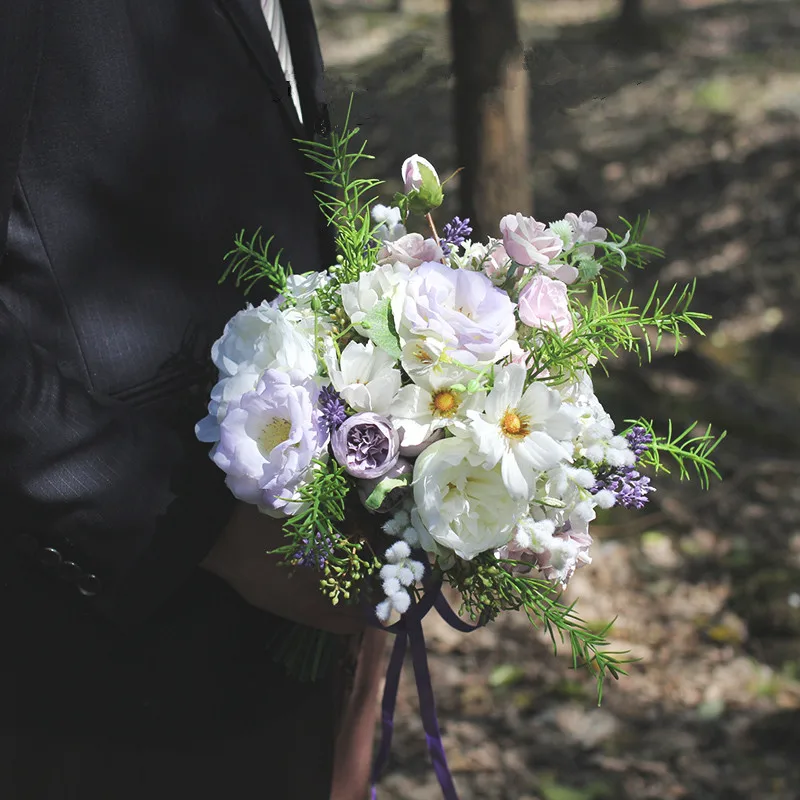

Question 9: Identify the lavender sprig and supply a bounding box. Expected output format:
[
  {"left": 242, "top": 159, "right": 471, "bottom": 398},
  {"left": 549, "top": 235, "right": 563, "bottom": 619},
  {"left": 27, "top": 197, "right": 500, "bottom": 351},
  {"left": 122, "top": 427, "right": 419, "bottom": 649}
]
[
  {"left": 591, "top": 426, "right": 655, "bottom": 509},
  {"left": 319, "top": 385, "right": 348, "bottom": 433},
  {"left": 441, "top": 216, "right": 473, "bottom": 256}
]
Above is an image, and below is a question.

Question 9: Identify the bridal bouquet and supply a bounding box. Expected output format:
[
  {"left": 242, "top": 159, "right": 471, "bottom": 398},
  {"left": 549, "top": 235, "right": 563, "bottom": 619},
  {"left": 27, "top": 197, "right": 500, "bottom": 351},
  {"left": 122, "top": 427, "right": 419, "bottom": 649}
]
[{"left": 196, "top": 115, "right": 722, "bottom": 790}]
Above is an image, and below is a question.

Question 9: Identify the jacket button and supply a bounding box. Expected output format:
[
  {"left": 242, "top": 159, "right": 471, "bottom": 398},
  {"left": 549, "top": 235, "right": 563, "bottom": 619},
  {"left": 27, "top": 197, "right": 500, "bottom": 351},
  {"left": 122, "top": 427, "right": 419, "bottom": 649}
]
[
  {"left": 78, "top": 573, "right": 101, "bottom": 597},
  {"left": 39, "top": 547, "right": 63, "bottom": 569},
  {"left": 60, "top": 561, "right": 83, "bottom": 584}
]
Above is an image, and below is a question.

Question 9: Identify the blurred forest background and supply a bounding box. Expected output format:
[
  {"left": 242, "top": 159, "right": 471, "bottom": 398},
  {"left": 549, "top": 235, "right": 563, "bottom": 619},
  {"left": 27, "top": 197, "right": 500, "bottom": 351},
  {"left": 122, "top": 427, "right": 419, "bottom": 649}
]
[{"left": 311, "top": 1, "right": 800, "bottom": 797}]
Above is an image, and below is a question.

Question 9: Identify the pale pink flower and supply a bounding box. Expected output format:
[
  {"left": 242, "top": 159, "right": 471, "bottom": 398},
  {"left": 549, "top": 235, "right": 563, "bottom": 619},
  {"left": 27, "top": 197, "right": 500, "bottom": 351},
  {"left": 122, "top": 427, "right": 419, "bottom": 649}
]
[
  {"left": 517, "top": 275, "right": 574, "bottom": 337},
  {"left": 482, "top": 243, "right": 511, "bottom": 284},
  {"left": 565, "top": 210, "right": 607, "bottom": 256},
  {"left": 377, "top": 233, "right": 443, "bottom": 268},
  {"left": 499, "top": 213, "right": 563, "bottom": 267}
]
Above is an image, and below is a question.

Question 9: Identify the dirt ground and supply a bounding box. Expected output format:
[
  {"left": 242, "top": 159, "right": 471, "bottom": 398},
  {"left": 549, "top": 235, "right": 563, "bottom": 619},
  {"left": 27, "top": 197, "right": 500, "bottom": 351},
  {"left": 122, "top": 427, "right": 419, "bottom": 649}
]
[{"left": 313, "top": 1, "right": 800, "bottom": 797}]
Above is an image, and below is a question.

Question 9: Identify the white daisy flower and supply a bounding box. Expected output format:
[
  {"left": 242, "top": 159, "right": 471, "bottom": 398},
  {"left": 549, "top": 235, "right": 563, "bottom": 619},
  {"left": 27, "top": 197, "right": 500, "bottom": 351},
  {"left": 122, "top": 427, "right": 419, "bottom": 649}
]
[{"left": 460, "top": 363, "right": 576, "bottom": 500}]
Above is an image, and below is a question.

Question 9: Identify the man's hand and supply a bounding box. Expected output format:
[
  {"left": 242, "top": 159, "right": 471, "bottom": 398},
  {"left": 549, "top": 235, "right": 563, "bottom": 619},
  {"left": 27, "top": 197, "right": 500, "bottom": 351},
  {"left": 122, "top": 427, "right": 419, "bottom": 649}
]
[{"left": 200, "top": 502, "right": 367, "bottom": 635}]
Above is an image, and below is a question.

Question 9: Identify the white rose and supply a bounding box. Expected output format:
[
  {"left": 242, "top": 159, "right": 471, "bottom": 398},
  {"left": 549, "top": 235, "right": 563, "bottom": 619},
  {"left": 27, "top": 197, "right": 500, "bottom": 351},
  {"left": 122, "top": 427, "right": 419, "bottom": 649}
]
[
  {"left": 211, "top": 302, "right": 317, "bottom": 379},
  {"left": 412, "top": 437, "right": 525, "bottom": 560},
  {"left": 340, "top": 262, "right": 411, "bottom": 335}
]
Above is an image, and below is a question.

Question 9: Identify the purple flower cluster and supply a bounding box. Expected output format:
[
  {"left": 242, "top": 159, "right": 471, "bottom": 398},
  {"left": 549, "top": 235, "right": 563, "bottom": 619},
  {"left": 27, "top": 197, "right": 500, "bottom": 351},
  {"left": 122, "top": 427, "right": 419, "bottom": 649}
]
[
  {"left": 626, "top": 425, "right": 653, "bottom": 458},
  {"left": 294, "top": 532, "right": 335, "bottom": 571},
  {"left": 319, "top": 385, "right": 348, "bottom": 433},
  {"left": 591, "top": 426, "right": 655, "bottom": 509},
  {"left": 440, "top": 216, "right": 473, "bottom": 256},
  {"left": 594, "top": 470, "right": 654, "bottom": 509}
]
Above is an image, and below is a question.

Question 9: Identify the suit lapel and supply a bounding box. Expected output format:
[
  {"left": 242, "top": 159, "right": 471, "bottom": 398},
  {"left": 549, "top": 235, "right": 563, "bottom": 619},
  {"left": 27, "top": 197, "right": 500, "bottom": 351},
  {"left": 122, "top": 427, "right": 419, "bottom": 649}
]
[{"left": 217, "top": 0, "right": 307, "bottom": 138}]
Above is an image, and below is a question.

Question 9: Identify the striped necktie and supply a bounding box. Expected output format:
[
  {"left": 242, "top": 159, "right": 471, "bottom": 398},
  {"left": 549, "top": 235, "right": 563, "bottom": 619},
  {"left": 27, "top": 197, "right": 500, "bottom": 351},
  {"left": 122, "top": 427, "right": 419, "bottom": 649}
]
[{"left": 260, "top": 0, "right": 303, "bottom": 123}]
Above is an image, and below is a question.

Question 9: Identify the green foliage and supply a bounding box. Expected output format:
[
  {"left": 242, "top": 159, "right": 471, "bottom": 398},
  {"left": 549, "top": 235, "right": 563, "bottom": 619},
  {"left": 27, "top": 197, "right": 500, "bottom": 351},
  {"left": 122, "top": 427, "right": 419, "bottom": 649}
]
[
  {"left": 220, "top": 228, "right": 291, "bottom": 296},
  {"left": 270, "top": 458, "right": 349, "bottom": 563},
  {"left": 630, "top": 418, "right": 726, "bottom": 489},
  {"left": 360, "top": 296, "right": 402, "bottom": 359},
  {"left": 526, "top": 276, "right": 711, "bottom": 385},
  {"left": 444, "top": 555, "right": 633, "bottom": 702},
  {"left": 294, "top": 98, "right": 384, "bottom": 290},
  {"left": 269, "top": 459, "right": 380, "bottom": 606}
]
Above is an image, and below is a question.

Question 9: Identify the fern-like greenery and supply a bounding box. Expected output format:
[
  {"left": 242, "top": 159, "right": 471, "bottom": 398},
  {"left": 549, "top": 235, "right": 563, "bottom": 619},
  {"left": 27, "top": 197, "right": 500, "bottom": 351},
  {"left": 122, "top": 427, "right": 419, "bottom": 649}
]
[
  {"left": 629, "top": 418, "right": 726, "bottom": 490},
  {"left": 220, "top": 228, "right": 290, "bottom": 297}
]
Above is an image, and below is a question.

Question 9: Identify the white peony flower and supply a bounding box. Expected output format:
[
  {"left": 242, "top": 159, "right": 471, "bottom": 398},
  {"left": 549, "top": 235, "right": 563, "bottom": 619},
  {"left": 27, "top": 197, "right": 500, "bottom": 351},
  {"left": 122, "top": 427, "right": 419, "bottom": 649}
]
[
  {"left": 340, "top": 262, "right": 412, "bottom": 336},
  {"left": 412, "top": 437, "right": 525, "bottom": 560},
  {"left": 324, "top": 340, "right": 401, "bottom": 415},
  {"left": 211, "top": 301, "right": 317, "bottom": 380},
  {"left": 460, "top": 363, "right": 575, "bottom": 500}
]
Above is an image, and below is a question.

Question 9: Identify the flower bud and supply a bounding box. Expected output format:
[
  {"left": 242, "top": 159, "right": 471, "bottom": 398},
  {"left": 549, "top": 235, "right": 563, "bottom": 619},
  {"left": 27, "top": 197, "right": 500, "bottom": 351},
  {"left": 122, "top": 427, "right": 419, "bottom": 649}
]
[{"left": 401, "top": 155, "right": 443, "bottom": 214}]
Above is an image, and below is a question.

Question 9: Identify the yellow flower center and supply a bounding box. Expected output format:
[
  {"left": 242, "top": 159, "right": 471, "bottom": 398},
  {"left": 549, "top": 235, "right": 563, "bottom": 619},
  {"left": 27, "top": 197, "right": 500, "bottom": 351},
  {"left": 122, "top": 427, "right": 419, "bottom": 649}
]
[
  {"left": 414, "top": 345, "right": 434, "bottom": 365},
  {"left": 501, "top": 410, "right": 529, "bottom": 439},
  {"left": 431, "top": 390, "right": 459, "bottom": 417},
  {"left": 259, "top": 418, "right": 292, "bottom": 453}
]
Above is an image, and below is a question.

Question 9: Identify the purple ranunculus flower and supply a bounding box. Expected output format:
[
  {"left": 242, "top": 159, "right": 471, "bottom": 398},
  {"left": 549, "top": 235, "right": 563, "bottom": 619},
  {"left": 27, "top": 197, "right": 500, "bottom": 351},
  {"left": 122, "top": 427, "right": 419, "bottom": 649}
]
[
  {"left": 211, "top": 369, "right": 329, "bottom": 516},
  {"left": 331, "top": 412, "right": 400, "bottom": 480},
  {"left": 395, "top": 261, "right": 516, "bottom": 364}
]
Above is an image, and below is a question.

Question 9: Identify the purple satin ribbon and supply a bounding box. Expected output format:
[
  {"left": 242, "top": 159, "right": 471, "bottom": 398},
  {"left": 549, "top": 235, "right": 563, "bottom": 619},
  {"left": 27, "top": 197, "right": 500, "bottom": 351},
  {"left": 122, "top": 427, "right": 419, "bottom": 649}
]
[{"left": 370, "top": 576, "right": 485, "bottom": 800}]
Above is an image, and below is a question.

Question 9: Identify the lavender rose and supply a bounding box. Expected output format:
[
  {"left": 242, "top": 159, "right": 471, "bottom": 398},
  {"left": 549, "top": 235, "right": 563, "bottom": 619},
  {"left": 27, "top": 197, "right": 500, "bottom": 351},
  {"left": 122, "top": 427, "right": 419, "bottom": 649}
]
[
  {"left": 517, "top": 275, "right": 574, "bottom": 337},
  {"left": 331, "top": 412, "right": 400, "bottom": 480},
  {"left": 393, "top": 261, "right": 517, "bottom": 365}
]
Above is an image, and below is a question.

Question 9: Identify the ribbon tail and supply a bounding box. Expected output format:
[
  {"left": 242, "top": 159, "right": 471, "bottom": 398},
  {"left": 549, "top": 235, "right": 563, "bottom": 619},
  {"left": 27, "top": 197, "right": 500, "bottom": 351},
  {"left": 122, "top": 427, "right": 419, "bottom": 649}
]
[
  {"left": 434, "top": 591, "right": 487, "bottom": 633},
  {"left": 370, "top": 631, "right": 408, "bottom": 799},
  {"left": 407, "top": 609, "right": 460, "bottom": 800}
]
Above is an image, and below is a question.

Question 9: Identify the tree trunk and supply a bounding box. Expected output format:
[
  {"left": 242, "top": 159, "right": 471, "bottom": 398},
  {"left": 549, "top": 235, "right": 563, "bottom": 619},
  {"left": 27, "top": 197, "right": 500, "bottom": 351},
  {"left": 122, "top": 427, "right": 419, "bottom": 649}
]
[
  {"left": 449, "top": 0, "right": 531, "bottom": 238},
  {"left": 619, "top": 0, "right": 645, "bottom": 27}
]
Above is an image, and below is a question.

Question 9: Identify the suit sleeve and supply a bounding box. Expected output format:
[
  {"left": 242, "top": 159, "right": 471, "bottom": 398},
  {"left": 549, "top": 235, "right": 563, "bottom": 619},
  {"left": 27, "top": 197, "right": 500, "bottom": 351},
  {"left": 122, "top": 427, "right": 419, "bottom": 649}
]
[{"left": 1, "top": 0, "right": 236, "bottom": 624}]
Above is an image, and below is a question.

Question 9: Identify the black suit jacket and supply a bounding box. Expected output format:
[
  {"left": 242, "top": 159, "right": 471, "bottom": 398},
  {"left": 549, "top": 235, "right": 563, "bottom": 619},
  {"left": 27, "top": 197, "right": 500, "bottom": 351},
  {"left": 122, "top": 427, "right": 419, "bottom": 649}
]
[{"left": 0, "top": 0, "right": 341, "bottom": 754}]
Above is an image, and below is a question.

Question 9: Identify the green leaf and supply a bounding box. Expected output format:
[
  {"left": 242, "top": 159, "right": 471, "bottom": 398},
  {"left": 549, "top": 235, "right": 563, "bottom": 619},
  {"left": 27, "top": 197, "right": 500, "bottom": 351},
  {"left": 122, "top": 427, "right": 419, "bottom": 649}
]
[
  {"left": 364, "top": 474, "right": 411, "bottom": 511},
  {"left": 488, "top": 663, "right": 525, "bottom": 689},
  {"left": 362, "top": 297, "right": 402, "bottom": 360}
]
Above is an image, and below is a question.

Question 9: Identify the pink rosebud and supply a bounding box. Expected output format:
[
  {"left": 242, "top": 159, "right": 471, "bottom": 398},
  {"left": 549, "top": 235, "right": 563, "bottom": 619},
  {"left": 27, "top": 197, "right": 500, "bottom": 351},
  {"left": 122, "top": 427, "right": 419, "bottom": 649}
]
[
  {"left": 376, "top": 233, "right": 443, "bottom": 268},
  {"left": 499, "top": 213, "right": 563, "bottom": 267},
  {"left": 401, "top": 155, "right": 439, "bottom": 193},
  {"left": 517, "top": 275, "right": 574, "bottom": 337}
]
